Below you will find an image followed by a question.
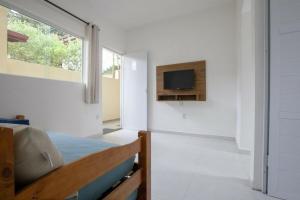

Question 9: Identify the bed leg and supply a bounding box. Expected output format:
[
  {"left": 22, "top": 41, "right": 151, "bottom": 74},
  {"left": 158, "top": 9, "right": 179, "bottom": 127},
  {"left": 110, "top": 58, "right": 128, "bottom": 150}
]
[
  {"left": 0, "top": 127, "right": 15, "bottom": 200},
  {"left": 138, "top": 131, "right": 151, "bottom": 200}
]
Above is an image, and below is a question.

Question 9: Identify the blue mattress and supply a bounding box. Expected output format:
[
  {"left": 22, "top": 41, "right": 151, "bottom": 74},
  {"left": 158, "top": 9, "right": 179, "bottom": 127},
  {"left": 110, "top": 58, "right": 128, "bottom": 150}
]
[{"left": 47, "top": 132, "right": 137, "bottom": 200}]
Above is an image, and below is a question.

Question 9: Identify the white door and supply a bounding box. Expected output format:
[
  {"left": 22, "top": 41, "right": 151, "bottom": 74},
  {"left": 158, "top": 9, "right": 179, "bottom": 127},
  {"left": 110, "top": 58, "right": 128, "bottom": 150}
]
[
  {"left": 122, "top": 52, "right": 147, "bottom": 131},
  {"left": 268, "top": 0, "right": 300, "bottom": 199}
]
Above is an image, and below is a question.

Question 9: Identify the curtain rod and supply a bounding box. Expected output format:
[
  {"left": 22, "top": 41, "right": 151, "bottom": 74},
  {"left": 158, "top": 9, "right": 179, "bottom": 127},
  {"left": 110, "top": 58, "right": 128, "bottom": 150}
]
[{"left": 43, "top": 0, "right": 89, "bottom": 25}]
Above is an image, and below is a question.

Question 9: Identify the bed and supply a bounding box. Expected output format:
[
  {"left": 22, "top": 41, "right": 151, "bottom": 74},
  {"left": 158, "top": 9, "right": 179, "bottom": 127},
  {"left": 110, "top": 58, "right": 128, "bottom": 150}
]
[
  {"left": 48, "top": 132, "right": 137, "bottom": 200},
  {"left": 0, "top": 117, "right": 151, "bottom": 200}
]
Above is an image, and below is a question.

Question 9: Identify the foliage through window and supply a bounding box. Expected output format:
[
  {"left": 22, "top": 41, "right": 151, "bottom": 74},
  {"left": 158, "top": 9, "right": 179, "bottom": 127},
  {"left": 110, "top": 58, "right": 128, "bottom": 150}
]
[{"left": 7, "top": 10, "right": 83, "bottom": 72}]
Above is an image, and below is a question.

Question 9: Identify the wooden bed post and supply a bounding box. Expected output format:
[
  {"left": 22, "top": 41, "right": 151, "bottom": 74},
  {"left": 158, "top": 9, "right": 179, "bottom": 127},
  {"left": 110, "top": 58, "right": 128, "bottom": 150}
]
[
  {"left": 138, "top": 131, "right": 151, "bottom": 200},
  {"left": 0, "top": 127, "right": 15, "bottom": 200}
]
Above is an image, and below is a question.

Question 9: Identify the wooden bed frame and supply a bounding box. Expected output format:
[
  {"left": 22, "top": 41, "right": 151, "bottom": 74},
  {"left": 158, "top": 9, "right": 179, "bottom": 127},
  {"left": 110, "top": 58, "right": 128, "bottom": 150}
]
[{"left": 0, "top": 125, "right": 151, "bottom": 200}]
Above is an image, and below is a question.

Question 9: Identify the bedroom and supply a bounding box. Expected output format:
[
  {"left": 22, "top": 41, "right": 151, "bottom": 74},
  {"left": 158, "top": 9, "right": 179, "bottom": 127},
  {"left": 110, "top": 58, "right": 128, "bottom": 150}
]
[{"left": 1, "top": 0, "right": 300, "bottom": 200}]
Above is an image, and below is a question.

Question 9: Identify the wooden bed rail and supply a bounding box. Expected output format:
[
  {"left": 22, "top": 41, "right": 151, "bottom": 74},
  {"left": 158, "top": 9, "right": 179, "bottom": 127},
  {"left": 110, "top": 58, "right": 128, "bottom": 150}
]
[
  {"left": 0, "top": 127, "right": 151, "bottom": 200},
  {"left": 138, "top": 131, "right": 151, "bottom": 200},
  {"left": 0, "top": 127, "right": 14, "bottom": 200}
]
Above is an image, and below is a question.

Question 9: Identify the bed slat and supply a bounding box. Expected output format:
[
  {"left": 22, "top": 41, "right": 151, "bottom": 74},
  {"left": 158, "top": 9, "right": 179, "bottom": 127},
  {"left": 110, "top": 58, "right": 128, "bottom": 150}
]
[
  {"left": 15, "top": 138, "right": 142, "bottom": 200},
  {"left": 103, "top": 169, "right": 142, "bottom": 200}
]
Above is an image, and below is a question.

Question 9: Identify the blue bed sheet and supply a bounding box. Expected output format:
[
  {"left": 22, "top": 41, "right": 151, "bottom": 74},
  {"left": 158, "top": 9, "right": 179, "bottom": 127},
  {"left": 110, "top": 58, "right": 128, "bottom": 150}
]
[
  {"left": 0, "top": 118, "right": 30, "bottom": 125},
  {"left": 47, "top": 132, "right": 137, "bottom": 200}
]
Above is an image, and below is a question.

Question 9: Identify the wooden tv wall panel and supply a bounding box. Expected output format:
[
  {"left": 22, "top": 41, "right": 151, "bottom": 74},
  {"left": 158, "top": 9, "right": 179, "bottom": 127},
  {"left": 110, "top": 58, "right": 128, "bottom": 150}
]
[{"left": 156, "top": 60, "right": 206, "bottom": 101}]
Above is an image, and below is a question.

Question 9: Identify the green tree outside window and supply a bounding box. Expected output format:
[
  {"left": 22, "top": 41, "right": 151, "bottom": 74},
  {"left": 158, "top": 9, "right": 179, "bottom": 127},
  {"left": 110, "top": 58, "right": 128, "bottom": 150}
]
[{"left": 7, "top": 11, "right": 82, "bottom": 72}]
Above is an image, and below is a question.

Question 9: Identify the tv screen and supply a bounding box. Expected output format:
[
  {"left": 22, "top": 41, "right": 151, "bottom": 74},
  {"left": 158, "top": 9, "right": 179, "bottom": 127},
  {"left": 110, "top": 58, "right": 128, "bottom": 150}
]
[{"left": 164, "top": 69, "right": 195, "bottom": 90}]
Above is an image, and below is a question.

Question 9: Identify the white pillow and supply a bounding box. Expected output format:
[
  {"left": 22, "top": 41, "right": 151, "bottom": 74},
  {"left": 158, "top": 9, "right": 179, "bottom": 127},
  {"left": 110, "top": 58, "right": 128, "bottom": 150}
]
[
  {"left": 0, "top": 123, "right": 28, "bottom": 132},
  {"left": 13, "top": 127, "right": 64, "bottom": 186}
]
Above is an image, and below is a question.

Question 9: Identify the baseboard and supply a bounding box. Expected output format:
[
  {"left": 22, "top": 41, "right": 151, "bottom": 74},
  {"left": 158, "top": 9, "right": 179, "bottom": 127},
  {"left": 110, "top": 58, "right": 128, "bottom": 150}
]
[
  {"left": 235, "top": 141, "right": 251, "bottom": 155},
  {"left": 237, "top": 148, "right": 251, "bottom": 155},
  {"left": 149, "top": 129, "right": 235, "bottom": 141}
]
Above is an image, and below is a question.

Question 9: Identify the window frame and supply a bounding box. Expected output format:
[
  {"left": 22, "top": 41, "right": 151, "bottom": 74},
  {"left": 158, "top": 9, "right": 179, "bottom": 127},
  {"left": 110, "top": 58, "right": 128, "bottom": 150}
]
[{"left": 1, "top": 1, "right": 85, "bottom": 82}]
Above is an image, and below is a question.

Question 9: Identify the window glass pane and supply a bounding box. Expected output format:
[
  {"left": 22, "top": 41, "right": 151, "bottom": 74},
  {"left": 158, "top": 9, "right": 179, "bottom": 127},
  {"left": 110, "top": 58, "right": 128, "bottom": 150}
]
[
  {"left": 0, "top": 4, "right": 83, "bottom": 82},
  {"left": 102, "top": 48, "right": 121, "bottom": 79}
]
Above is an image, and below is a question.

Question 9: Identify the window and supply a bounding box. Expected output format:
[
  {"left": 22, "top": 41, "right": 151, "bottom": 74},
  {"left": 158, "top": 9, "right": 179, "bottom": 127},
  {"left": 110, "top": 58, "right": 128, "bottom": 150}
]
[
  {"left": 0, "top": 5, "right": 83, "bottom": 82},
  {"left": 102, "top": 48, "right": 121, "bottom": 79}
]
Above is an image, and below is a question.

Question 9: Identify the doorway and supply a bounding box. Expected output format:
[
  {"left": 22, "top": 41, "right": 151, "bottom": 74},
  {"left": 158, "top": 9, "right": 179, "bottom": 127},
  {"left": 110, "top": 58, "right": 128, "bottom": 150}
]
[{"left": 102, "top": 48, "right": 122, "bottom": 134}]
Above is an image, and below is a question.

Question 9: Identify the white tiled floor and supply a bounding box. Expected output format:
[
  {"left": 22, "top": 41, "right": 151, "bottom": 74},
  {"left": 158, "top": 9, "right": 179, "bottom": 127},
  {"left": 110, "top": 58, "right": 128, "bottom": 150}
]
[
  {"left": 100, "top": 130, "right": 277, "bottom": 200},
  {"left": 102, "top": 119, "right": 121, "bottom": 130}
]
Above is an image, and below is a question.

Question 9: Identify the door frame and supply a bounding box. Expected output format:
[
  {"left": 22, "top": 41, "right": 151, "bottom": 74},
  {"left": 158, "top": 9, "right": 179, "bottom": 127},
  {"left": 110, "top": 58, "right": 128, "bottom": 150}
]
[
  {"left": 263, "top": 0, "right": 270, "bottom": 193},
  {"left": 252, "top": 0, "right": 270, "bottom": 193},
  {"left": 120, "top": 53, "right": 124, "bottom": 129}
]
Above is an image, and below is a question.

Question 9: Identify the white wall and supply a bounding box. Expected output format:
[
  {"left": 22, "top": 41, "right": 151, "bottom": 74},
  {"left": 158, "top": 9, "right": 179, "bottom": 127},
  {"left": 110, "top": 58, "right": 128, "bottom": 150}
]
[
  {"left": 0, "top": 0, "right": 126, "bottom": 136},
  {"left": 126, "top": 2, "right": 237, "bottom": 137},
  {"left": 0, "top": 74, "right": 101, "bottom": 137}
]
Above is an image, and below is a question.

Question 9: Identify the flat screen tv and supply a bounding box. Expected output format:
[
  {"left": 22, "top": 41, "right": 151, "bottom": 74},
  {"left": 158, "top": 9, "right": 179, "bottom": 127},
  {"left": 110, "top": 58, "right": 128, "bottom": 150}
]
[{"left": 164, "top": 69, "right": 195, "bottom": 90}]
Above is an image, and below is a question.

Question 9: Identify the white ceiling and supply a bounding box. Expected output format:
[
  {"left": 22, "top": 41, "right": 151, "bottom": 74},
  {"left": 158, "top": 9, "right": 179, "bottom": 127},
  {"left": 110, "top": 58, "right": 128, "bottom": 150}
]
[{"left": 50, "top": 0, "right": 233, "bottom": 30}]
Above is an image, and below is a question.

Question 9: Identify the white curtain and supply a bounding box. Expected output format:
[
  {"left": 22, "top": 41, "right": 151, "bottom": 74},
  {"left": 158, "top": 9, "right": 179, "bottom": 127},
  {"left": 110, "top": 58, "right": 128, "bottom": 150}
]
[{"left": 84, "top": 24, "right": 100, "bottom": 104}]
